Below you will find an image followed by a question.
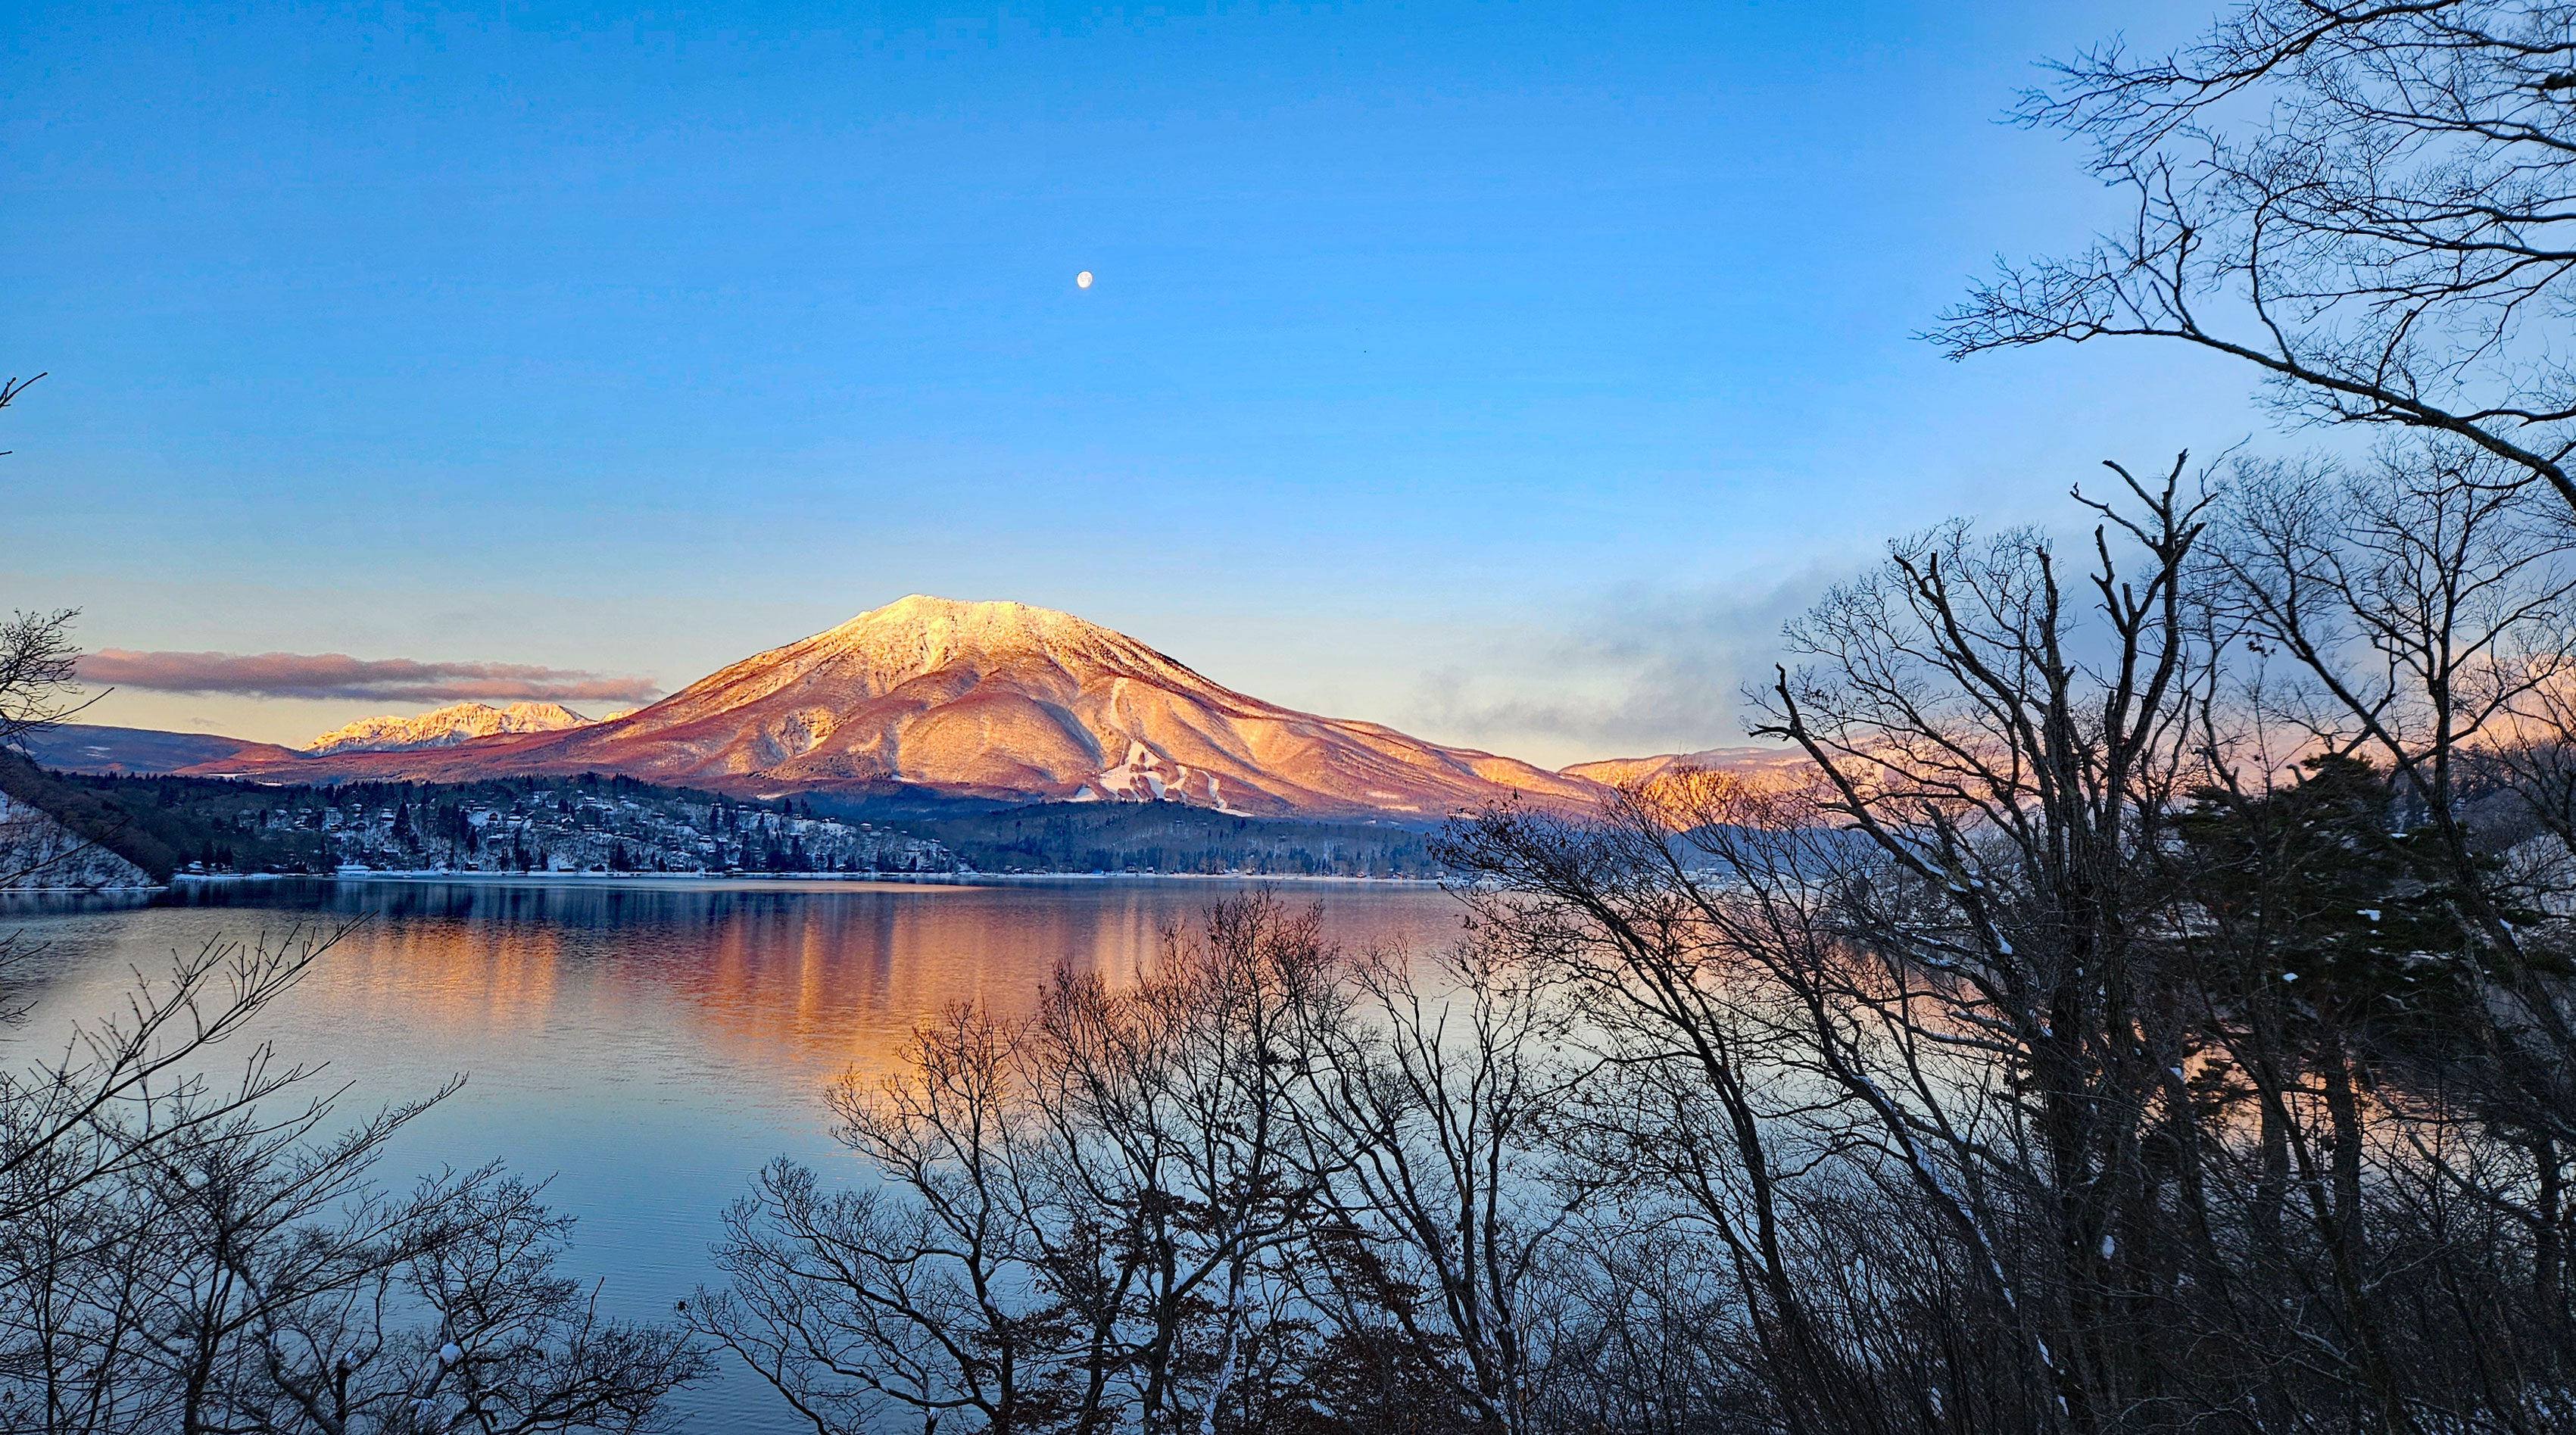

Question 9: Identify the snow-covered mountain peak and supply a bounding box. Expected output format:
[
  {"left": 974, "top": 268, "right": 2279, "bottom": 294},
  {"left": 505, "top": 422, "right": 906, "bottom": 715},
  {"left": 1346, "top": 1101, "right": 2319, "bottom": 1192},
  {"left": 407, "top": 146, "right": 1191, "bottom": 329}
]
[
  {"left": 304, "top": 701, "right": 597, "bottom": 755},
  {"left": 643, "top": 597, "right": 1224, "bottom": 722},
  {"left": 809, "top": 596, "right": 1195, "bottom": 679}
]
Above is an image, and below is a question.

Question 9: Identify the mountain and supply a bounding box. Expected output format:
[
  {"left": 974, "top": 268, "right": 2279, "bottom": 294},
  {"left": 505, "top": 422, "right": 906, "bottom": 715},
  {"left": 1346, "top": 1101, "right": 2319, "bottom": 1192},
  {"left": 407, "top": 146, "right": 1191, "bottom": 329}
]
[
  {"left": 200, "top": 597, "right": 1610, "bottom": 821},
  {"left": 18, "top": 724, "right": 310, "bottom": 777},
  {"left": 1558, "top": 745, "right": 1811, "bottom": 788},
  {"left": 304, "top": 700, "right": 597, "bottom": 754}
]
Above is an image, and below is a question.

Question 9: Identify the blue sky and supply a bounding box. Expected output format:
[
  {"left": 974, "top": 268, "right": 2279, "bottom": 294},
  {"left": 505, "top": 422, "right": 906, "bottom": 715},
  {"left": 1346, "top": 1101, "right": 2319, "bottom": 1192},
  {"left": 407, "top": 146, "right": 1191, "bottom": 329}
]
[{"left": 3, "top": 0, "right": 2252, "bottom": 766}]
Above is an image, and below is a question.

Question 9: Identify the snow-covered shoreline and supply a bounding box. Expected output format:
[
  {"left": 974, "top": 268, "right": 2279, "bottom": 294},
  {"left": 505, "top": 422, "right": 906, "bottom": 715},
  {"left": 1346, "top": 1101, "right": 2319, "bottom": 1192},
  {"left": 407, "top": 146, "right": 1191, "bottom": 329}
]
[
  {"left": 1, "top": 884, "right": 165, "bottom": 894},
  {"left": 164, "top": 868, "right": 1447, "bottom": 888}
]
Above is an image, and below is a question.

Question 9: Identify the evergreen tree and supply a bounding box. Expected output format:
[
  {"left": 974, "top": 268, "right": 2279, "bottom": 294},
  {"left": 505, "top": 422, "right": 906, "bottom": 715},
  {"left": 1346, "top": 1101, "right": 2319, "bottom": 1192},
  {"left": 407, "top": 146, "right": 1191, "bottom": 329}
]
[{"left": 2177, "top": 755, "right": 2506, "bottom": 1063}]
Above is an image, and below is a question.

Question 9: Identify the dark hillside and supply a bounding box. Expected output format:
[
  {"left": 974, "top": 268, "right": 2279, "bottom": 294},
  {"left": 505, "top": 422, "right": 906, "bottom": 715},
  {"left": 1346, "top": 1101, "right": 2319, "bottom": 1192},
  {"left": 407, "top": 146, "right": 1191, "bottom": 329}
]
[
  {"left": 0, "top": 755, "right": 343, "bottom": 879},
  {"left": 0, "top": 751, "right": 186, "bottom": 878},
  {"left": 912, "top": 800, "right": 1448, "bottom": 877}
]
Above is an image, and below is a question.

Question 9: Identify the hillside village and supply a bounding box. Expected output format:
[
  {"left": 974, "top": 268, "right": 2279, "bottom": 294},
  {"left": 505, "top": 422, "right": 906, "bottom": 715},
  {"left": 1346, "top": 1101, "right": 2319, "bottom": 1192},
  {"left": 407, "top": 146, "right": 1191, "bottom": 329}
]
[
  {"left": 0, "top": 763, "right": 956, "bottom": 881},
  {"left": 0, "top": 756, "right": 1452, "bottom": 884},
  {"left": 288, "top": 781, "right": 957, "bottom": 875}
]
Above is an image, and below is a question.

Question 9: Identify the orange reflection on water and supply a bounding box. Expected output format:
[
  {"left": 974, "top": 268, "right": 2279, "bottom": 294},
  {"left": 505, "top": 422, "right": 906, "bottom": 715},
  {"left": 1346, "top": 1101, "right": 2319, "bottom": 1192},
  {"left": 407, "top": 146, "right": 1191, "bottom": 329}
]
[
  {"left": 99, "top": 878, "right": 1469, "bottom": 1094},
  {"left": 9, "top": 878, "right": 1467, "bottom": 1116},
  {"left": 327, "top": 912, "right": 570, "bottom": 1040}
]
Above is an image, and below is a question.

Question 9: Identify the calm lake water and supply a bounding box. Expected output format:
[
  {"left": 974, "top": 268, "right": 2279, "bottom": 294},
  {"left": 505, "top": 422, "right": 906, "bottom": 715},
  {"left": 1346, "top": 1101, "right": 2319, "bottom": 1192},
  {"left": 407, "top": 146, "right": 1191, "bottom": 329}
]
[{"left": 2, "top": 875, "right": 1470, "bottom": 1431}]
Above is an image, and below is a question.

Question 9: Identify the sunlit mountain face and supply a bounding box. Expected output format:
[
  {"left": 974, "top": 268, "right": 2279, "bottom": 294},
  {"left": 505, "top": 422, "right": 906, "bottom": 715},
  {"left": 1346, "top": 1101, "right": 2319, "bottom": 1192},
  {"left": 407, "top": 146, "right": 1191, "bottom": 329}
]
[
  {"left": 1558, "top": 745, "right": 1814, "bottom": 789},
  {"left": 304, "top": 700, "right": 601, "bottom": 754},
  {"left": 165, "top": 597, "right": 1618, "bottom": 819}
]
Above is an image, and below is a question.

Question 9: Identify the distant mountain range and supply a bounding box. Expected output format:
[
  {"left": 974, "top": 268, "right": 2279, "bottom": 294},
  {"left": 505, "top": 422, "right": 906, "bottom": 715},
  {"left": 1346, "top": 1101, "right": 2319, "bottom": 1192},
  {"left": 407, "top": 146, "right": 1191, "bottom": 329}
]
[
  {"left": 1559, "top": 746, "right": 1813, "bottom": 788},
  {"left": 22, "top": 725, "right": 307, "bottom": 775},
  {"left": 30, "top": 597, "right": 1803, "bottom": 822},
  {"left": 302, "top": 700, "right": 603, "bottom": 754}
]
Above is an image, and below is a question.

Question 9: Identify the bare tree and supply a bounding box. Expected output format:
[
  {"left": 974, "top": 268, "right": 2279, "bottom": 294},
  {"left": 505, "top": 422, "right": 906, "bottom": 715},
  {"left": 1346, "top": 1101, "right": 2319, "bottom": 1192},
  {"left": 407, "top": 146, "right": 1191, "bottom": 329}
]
[
  {"left": 2216, "top": 441, "right": 2576, "bottom": 1118},
  {"left": 1934, "top": 2, "right": 2576, "bottom": 516},
  {"left": 1018, "top": 894, "right": 1334, "bottom": 1433},
  {"left": 1433, "top": 454, "right": 2576, "bottom": 1433},
  {"left": 0, "top": 373, "right": 91, "bottom": 753},
  {"left": 0, "top": 609, "right": 91, "bottom": 753},
  {"left": 698, "top": 892, "right": 1343, "bottom": 1435},
  {"left": 2194, "top": 438, "right": 2576, "bottom": 1419},
  {"left": 696, "top": 1007, "right": 1068, "bottom": 1433},
  {"left": 0, "top": 376, "right": 118, "bottom": 897},
  {"left": 0, "top": 930, "right": 708, "bottom": 1432},
  {"left": 1436, "top": 791, "right": 1917, "bottom": 1435},
  {"left": 1285, "top": 936, "right": 1598, "bottom": 1435}
]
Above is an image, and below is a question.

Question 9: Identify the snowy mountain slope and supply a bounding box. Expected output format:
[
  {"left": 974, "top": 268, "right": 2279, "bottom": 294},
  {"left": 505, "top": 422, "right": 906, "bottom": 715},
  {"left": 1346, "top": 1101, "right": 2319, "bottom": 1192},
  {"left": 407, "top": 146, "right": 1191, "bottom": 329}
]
[
  {"left": 195, "top": 597, "right": 1612, "bottom": 820},
  {"left": 303, "top": 701, "right": 598, "bottom": 754}
]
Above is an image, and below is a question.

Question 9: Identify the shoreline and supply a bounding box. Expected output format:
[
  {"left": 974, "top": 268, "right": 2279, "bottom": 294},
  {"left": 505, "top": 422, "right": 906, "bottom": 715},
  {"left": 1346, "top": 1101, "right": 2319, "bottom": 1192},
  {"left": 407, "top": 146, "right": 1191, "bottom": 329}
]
[{"left": 159, "top": 869, "right": 1449, "bottom": 888}]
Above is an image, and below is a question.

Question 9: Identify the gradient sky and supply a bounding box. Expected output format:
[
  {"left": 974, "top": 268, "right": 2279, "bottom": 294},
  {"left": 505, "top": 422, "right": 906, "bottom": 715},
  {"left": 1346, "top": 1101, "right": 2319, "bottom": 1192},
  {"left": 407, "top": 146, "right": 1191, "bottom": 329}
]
[{"left": 4, "top": 0, "right": 2258, "bottom": 767}]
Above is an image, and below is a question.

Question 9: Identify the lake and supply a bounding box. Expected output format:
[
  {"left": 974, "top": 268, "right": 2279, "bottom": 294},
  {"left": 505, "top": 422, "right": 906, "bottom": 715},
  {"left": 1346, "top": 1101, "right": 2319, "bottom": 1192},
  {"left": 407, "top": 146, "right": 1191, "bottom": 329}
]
[{"left": 1, "top": 875, "right": 1470, "bottom": 1431}]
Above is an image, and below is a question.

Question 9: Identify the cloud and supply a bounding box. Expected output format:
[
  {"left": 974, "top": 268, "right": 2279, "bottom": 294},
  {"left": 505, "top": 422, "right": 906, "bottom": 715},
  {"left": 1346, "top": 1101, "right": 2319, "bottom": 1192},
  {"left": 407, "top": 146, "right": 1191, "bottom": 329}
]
[
  {"left": 77, "top": 650, "right": 663, "bottom": 706},
  {"left": 1411, "top": 565, "right": 1842, "bottom": 758}
]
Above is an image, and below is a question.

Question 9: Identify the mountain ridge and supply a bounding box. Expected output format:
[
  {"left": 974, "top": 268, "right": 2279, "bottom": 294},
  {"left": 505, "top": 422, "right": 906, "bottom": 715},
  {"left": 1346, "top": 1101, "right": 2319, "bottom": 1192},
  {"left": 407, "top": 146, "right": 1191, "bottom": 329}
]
[
  {"left": 1559, "top": 744, "right": 1812, "bottom": 789},
  {"left": 43, "top": 599, "right": 1808, "bottom": 821},
  {"left": 304, "top": 700, "right": 599, "bottom": 754}
]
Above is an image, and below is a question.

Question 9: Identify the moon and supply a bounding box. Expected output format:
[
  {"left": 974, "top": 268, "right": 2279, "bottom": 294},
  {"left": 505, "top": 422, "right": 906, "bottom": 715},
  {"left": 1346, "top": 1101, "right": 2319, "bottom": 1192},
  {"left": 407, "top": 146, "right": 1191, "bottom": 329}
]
[{"left": 1075, "top": 270, "right": 1093, "bottom": 289}]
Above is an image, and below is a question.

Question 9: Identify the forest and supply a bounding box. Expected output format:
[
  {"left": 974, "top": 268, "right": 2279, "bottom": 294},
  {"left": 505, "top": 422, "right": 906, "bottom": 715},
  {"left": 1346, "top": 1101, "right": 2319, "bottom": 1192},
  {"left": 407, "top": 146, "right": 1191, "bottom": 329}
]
[{"left": 0, "top": 764, "right": 956, "bottom": 881}]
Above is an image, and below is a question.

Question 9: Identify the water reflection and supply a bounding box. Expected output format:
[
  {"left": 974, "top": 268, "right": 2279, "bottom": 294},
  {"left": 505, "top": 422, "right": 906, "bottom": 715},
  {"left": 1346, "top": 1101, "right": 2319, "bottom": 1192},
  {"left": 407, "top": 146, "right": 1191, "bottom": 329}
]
[
  {"left": 2, "top": 876, "right": 1464, "bottom": 1432},
  {"left": 56, "top": 877, "right": 1463, "bottom": 1084}
]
